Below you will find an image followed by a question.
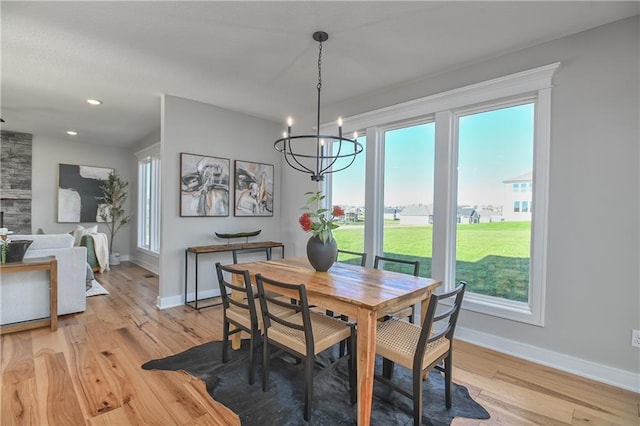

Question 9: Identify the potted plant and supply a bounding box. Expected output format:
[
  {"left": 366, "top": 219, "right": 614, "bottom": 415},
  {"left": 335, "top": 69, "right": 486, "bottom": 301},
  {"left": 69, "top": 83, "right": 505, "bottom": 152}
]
[{"left": 99, "top": 171, "right": 131, "bottom": 265}]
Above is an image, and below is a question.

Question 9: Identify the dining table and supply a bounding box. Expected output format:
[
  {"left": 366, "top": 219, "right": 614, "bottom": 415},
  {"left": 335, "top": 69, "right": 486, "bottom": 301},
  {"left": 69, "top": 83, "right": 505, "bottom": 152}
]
[{"left": 228, "top": 256, "right": 441, "bottom": 426}]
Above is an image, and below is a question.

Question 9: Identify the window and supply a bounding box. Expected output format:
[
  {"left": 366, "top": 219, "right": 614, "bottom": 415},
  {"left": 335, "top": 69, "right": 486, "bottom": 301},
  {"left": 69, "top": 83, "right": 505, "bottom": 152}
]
[
  {"left": 136, "top": 144, "right": 161, "bottom": 254},
  {"left": 456, "top": 103, "right": 534, "bottom": 305},
  {"left": 326, "top": 63, "right": 556, "bottom": 325},
  {"left": 330, "top": 135, "right": 366, "bottom": 263},
  {"left": 382, "top": 122, "right": 435, "bottom": 277}
]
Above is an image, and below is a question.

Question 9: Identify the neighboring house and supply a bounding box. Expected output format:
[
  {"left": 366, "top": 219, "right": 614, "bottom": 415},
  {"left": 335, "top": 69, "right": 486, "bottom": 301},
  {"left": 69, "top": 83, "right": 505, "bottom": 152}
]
[
  {"left": 383, "top": 207, "right": 401, "bottom": 221},
  {"left": 343, "top": 206, "right": 364, "bottom": 223},
  {"left": 399, "top": 204, "right": 433, "bottom": 225},
  {"left": 476, "top": 207, "right": 502, "bottom": 223},
  {"left": 457, "top": 206, "right": 479, "bottom": 224},
  {"left": 502, "top": 172, "right": 533, "bottom": 221}
]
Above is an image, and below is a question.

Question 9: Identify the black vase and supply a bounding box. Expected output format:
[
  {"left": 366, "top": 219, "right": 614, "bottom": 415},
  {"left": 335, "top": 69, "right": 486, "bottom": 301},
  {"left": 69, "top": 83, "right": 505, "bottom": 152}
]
[
  {"left": 5, "top": 239, "right": 33, "bottom": 263},
  {"left": 306, "top": 235, "right": 338, "bottom": 272}
]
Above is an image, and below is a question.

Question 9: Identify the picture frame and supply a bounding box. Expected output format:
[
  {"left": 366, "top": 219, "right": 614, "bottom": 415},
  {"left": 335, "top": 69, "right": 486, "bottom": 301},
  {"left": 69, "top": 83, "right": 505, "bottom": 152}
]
[
  {"left": 57, "top": 163, "right": 114, "bottom": 223},
  {"left": 57, "top": 163, "right": 115, "bottom": 223},
  {"left": 180, "top": 153, "right": 230, "bottom": 217},
  {"left": 234, "top": 160, "right": 274, "bottom": 217}
]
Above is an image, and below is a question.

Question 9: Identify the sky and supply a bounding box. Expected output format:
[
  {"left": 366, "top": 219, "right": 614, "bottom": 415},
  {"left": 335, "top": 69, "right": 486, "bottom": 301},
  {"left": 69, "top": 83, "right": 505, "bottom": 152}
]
[{"left": 332, "top": 103, "right": 534, "bottom": 207}]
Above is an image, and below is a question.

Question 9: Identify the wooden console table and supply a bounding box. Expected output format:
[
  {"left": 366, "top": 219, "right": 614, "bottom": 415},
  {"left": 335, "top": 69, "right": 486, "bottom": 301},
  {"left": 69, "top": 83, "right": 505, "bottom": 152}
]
[
  {"left": 184, "top": 241, "right": 284, "bottom": 310},
  {"left": 0, "top": 256, "right": 58, "bottom": 334}
]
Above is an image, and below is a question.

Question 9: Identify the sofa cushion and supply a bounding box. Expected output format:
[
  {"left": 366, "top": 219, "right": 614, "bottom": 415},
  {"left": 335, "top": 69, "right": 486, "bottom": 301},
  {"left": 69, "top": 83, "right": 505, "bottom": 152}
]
[{"left": 11, "top": 233, "right": 75, "bottom": 251}]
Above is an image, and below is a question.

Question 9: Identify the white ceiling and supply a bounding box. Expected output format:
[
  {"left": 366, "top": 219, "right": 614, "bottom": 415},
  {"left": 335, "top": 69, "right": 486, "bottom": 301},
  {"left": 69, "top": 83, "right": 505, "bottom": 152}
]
[{"left": 2, "top": 1, "right": 638, "bottom": 148}]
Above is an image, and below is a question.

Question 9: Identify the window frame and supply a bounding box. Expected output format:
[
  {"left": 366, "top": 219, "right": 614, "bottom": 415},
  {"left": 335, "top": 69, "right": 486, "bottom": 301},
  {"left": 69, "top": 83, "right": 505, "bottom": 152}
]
[
  {"left": 323, "top": 63, "right": 558, "bottom": 326},
  {"left": 135, "top": 143, "right": 161, "bottom": 255}
]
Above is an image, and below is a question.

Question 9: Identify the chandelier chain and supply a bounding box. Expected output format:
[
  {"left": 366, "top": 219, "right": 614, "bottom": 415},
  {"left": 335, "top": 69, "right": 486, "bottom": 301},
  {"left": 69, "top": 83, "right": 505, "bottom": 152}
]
[{"left": 317, "top": 41, "right": 322, "bottom": 91}]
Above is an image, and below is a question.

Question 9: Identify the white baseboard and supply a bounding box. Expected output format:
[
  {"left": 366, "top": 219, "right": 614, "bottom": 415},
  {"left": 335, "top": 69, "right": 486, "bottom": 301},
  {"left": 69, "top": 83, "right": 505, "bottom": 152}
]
[
  {"left": 455, "top": 326, "right": 640, "bottom": 393},
  {"left": 157, "top": 289, "right": 220, "bottom": 310},
  {"left": 128, "top": 257, "right": 158, "bottom": 275}
]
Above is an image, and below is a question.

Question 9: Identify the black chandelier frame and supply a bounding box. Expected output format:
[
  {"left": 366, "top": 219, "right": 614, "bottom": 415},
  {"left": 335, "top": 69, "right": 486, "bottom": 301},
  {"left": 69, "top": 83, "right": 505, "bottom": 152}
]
[{"left": 274, "top": 31, "right": 363, "bottom": 182}]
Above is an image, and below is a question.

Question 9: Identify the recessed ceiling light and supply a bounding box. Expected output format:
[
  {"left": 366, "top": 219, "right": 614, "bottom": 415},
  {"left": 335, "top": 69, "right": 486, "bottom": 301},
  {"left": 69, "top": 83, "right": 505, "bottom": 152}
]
[
  {"left": 86, "top": 99, "right": 102, "bottom": 105},
  {"left": 66, "top": 130, "right": 78, "bottom": 136}
]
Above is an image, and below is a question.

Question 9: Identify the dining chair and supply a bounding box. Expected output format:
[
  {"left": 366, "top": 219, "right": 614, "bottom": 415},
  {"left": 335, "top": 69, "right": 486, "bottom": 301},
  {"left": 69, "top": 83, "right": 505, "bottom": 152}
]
[
  {"left": 375, "top": 282, "right": 466, "bottom": 426},
  {"left": 215, "top": 262, "right": 294, "bottom": 385},
  {"left": 232, "top": 247, "right": 271, "bottom": 264},
  {"left": 336, "top": 249, "right": 367, "bottom": 267},
  {"left": 255, "top": 273, "right": 357, "bottom": 421},
  {"left": 373, "top": 255, "right": 420, "bottom": 322}
]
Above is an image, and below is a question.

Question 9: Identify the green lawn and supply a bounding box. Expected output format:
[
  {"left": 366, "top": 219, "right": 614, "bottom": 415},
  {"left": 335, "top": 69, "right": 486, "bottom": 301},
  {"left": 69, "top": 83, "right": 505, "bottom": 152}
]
[{"left": 334, "top": 221, "right": 531, "bottom": 302}]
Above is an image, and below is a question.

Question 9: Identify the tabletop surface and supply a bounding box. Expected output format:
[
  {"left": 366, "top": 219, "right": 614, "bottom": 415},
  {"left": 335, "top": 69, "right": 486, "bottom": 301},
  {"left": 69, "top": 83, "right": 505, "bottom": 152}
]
[{"left": 230, "top": 256, "right": 441, "bottom": 312}]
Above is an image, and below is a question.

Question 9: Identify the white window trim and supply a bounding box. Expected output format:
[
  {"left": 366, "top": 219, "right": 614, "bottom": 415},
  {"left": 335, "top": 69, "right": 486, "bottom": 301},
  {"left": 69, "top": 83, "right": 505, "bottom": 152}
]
[
  {"left": 135, "top": 143, "right": 161, "bottom": 255},
  {"left": 323, "top": 63, "right": 558, "bottom": 326}
]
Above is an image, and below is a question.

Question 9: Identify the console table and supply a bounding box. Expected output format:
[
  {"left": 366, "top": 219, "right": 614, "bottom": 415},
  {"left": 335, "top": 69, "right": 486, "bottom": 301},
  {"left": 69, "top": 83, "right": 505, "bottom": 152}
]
[
  {"left": 0, "top": 256, "right": 58, "bottom": 334},
  {"left": 184, "top": 241, "right": 284, "bottom": 310}
]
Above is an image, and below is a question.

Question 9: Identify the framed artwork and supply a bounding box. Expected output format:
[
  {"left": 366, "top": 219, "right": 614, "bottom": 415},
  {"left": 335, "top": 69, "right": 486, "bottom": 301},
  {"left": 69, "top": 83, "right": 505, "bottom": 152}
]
[
  {"left": 234, "top": 160, "right": 274, "bottom": 217},
  {"left": 180, "top": 153, "right": 230, "bottom": 217},
  {"left": 58, "top": 163, "right": 113, "bottom": 223}
]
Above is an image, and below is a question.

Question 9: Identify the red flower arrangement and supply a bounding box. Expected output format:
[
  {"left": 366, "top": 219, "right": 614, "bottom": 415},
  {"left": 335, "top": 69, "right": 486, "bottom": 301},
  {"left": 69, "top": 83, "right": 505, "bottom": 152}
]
[{"left": 299, "top": 191, "right": 345, "bottom": 243}]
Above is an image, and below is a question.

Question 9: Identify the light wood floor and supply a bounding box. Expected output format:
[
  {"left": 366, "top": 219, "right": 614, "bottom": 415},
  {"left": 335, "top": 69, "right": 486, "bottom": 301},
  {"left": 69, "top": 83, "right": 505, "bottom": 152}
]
[{"left": 1, "top": 262, "right": 638, "bottom": 425}]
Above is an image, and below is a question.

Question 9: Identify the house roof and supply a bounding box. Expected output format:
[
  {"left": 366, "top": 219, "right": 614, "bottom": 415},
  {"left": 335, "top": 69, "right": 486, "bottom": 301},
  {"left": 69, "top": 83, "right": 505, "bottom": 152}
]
[{"left": 503, "top": 172, "right": 533, "bottom": 183}]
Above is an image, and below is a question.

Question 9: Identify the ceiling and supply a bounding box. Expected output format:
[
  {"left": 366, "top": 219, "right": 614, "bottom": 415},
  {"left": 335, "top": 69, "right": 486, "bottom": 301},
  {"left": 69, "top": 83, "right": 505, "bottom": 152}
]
[{"left": 2, "top": 1, "right": 638, "bottom": 148}]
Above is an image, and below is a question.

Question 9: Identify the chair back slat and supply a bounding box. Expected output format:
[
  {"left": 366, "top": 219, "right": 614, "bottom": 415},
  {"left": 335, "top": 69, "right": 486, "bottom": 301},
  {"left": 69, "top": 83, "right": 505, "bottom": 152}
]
[
  {"left": 233, "top": 247, "right": 272, "bottom": 264},
  {"left": 337, "top": 249, "right": 367, "bottom": 267},
  {"left": 374, "top": 255, "right": 420, "bottom": 276}
]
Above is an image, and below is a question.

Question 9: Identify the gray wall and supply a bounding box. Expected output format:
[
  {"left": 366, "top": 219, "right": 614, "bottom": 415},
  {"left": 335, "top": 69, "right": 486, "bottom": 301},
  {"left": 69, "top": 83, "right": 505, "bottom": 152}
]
[
  {"left": 159, "top": 95, "right": 282, "bottom": 306},
  {"left": 30, "top": 135, "right": 132, "bottom": 256},
  {"left": 281, "top": 17, "right": 640, "bottom": 384}
]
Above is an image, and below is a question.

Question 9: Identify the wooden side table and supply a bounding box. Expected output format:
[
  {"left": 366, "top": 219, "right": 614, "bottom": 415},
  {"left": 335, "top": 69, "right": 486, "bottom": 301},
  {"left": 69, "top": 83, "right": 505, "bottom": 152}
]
[{"left": 0, "top": 256, "right": 58, "bottom": 334}]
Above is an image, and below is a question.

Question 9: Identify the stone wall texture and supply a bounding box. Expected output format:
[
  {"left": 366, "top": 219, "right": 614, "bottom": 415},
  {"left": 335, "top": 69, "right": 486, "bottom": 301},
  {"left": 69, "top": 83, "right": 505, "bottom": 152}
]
[{"left": 1, "top": 130, "right": 32, "bottom": 234}]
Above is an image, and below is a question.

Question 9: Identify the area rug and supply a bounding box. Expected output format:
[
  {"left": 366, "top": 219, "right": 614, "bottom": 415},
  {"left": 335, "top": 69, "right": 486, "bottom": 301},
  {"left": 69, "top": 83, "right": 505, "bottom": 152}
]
[
  {"left": 142, "top": 340, "right": 490, "bottom": 425},
  {"left": 86, "top": 280, "right": 109, "bottom": 297}
]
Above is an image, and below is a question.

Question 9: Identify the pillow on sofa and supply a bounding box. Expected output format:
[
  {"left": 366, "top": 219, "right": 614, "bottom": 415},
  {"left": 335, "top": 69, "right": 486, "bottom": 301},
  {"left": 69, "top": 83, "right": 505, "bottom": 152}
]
[{"left": 72, "top": 225, "right": 99, "bottom": 246}]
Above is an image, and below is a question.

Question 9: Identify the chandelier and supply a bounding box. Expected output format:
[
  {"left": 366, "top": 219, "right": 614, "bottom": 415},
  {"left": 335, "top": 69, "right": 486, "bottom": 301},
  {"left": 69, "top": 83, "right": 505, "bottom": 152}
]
[{"left": 274, "top": 31, "right": 363, "bottom": 182}]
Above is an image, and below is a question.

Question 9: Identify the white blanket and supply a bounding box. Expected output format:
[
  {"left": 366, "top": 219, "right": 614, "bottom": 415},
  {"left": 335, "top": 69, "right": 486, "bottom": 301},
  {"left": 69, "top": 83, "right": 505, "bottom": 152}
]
[{"left": 89, "top": 233, "right": 110, "bottom": 272}]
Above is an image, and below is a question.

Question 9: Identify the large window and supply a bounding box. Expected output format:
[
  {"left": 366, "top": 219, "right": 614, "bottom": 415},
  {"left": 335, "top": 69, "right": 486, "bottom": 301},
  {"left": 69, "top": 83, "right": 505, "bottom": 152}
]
[
  {"left": 382, "top": 122, "right": 435, "bottom": 276},
  {"left": 136, "top": 144, "right": 161, "bottom": 254},
  {"left": 455, "top": 102, "right": 534, "bottom": 303},
  {"left": 328, "top": 63, "right": 556, "bottom": 325}
]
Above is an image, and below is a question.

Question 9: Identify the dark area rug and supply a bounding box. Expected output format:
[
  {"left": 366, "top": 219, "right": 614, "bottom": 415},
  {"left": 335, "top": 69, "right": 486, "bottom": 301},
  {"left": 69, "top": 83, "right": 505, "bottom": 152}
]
[{"left": 142, "top": 340, "right": 490, "bottom": 425}]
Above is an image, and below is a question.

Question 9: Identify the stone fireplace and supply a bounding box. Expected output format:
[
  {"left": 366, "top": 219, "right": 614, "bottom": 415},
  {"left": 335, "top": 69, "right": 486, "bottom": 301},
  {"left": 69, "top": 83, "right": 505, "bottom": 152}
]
[{"left": 1, "top": 130, "right": 32, "bottom": 234}]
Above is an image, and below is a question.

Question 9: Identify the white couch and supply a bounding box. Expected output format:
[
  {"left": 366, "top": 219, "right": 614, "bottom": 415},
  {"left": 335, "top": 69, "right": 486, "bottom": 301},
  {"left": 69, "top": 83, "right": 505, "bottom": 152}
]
[{"left": 1, "top": 234, "right": 87, "bottom": 325}]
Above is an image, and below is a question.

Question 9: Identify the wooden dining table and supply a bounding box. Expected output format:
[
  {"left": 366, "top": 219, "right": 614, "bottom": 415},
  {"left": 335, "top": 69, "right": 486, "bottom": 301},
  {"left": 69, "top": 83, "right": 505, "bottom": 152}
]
[{"left": 228, "top": 256, "right": 441, "bottom": 426}]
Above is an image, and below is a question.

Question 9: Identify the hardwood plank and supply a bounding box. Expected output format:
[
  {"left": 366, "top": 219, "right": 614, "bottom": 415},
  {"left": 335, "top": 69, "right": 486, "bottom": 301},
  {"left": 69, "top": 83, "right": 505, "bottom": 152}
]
[
  {"left": 40, "top": 352, "right": 86, "bottom": 425},
  {"left": 1, "top": 332, "right": 40, "bottom": 426}
]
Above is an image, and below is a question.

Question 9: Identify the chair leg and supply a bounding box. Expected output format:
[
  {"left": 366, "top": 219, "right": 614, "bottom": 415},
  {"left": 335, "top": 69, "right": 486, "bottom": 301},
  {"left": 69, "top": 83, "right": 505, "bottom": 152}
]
[
  {"left": 221, "top": 319, "right": 229, "bottom": 363},
  {"left": 262, "top": 337, "right": 270, "bottom": 392},
  {"left": 382, "top": 357, "right": 395, "bottom": 380},
  {"left": 444, "top": 353, "right": 452, "bottom": 409},
  {"left": 304, "top": 355, "right": 314, "bottom": 421},
  {"left": 412, "top": 366, "right": 424, "bottom": 426},
  {"left": 248, "top": 329, "right": 258, "bottom": 385},
  {"left": 347, "top": 331, "right": 357, "bottom": 404}
]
